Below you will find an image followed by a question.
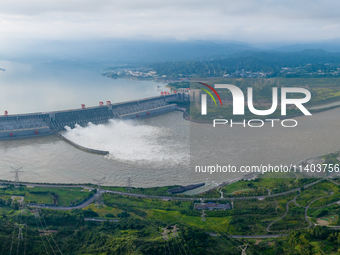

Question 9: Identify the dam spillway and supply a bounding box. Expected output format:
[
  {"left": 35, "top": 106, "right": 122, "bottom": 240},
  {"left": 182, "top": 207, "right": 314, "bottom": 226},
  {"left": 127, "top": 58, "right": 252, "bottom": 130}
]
[{"left": 0, "top": 91, "right": 189, "bottom": 140}]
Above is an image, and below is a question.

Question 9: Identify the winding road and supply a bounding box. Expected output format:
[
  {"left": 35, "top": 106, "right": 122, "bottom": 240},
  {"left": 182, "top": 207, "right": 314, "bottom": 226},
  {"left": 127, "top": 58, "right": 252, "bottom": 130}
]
[
  {"left": 266, "top": 193, "right": 301, "bottom": 232},
  {"left": 266, "top": 179, "right": 340, "bottom": 232},
  {"left": 0, "top": 178, "right": 325, "bottom": 209},
  {"left": 3, "top": 178, "right": 340, "bottom": 237}
]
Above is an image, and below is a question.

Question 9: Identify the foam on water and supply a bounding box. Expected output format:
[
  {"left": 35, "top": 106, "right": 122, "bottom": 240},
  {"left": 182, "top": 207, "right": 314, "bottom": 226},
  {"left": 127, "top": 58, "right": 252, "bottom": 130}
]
[{"left": 63, "top": 119, "right": 189, "bottom": 167}]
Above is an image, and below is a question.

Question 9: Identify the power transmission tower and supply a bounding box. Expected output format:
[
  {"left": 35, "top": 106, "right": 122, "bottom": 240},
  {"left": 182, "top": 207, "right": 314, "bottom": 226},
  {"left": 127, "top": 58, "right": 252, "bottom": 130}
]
[
  {"left": 201, "top": 210, "right": 206, "bottom": 222},
  {"left": 9, "top": 167, "right": 24, "bottom": 187},
  {"left": 15, "top": 223, "right": 25, "bottom": 240},
  {"left": 19, "top": 203, "right": 26, "bottom": 214},
  {"left": 33, "top": 208, "right": 41, "bottom": 218},
  {"left": 238, "top": 244, "right": 248, "bottom": 255},
  {"left": 126, "top": 177, "right": 132, "bottom": 192},
  {"left": 93, "top": 176, "right": 106, "bottom": 193},
  {"left": 93, "top": 177, "right": 106, "bottom": 208}
]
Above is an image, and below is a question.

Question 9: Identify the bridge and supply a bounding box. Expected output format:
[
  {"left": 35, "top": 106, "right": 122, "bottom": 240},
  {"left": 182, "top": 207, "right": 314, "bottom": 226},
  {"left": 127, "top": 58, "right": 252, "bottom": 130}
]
[{"left": 0, "top": 90, "right": 190, "bottom": 140}]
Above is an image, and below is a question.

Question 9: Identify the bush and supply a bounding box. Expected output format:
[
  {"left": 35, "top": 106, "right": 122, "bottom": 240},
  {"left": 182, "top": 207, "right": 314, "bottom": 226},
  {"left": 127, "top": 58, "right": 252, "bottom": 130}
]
[
  {"left": 83, "top": 209, "right": 99, "bottom": 217},
  {"left": 180, "top": 210, "right": 201, "bottom": 216},
  {"left": 117, "top": 212, "right": 130, "bottom": 218},
  {"left": 316, "top": 209, "right": 328, "bottom": 218}
]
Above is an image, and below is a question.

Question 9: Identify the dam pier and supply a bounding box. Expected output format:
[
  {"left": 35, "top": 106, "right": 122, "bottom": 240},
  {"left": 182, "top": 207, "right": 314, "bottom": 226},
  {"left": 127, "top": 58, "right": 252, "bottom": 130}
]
[{"left": 0, "top": 90, "right": 190, "bottom": 140}]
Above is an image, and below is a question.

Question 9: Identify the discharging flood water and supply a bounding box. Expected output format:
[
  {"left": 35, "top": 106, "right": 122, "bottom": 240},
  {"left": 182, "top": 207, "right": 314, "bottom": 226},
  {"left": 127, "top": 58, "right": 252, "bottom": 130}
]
[{"left": 1, "top": 61, "right": 340, "bottom": 192}]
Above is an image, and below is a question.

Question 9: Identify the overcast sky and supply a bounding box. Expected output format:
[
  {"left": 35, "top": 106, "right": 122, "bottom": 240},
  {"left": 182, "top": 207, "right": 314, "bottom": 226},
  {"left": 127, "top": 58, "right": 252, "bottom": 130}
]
[{"left": 0, "top": 0, "right": 339, "bottom": 45}]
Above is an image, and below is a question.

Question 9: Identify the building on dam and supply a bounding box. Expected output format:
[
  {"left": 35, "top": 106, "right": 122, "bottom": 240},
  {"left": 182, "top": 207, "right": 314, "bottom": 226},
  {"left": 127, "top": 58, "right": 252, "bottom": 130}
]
[{"left": 0, "top": 90, "right": 190, "bottom": 140}]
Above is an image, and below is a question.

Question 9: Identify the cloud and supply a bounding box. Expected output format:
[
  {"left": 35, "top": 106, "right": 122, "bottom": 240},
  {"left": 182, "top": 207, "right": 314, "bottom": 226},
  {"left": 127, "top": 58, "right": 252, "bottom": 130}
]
[
  {"left": 0, "top": 0, "right": 339, "bottom": 43},
  {"left": 0, "top": 0, "right": 339, "bottom": 20}
]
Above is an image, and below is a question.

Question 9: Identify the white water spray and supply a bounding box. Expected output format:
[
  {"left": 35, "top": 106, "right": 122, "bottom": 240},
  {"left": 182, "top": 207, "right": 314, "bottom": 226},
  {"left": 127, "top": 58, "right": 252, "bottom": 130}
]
[{"left": 63, "top": 119, "right": 189, "bottom": 167}]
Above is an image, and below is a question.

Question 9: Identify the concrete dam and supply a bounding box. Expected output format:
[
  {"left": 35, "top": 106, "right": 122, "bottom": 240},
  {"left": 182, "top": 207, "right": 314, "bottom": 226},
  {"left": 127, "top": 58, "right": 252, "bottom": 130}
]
[{"left": 0, "top": 90, "right": 190, "bottom": 140}]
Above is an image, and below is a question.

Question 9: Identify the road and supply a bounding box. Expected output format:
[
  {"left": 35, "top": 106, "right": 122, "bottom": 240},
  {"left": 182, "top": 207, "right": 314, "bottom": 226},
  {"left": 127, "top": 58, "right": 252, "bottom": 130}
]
[
  {"left": 266, "top": 193, "right": 301, "bottom": 232},
  {"left": 84, "top": 218, "right": 119, "bottom": 222},
  {"left": 27, "top": 190, "right": 103, "bottom": 210},
  {"left": 266, "top": 179, "right": 340, "bottom": 232},
  {"left": 231, "top": 234, "right": 288, "bottom": 238},
  {"left": 0, "top": 178, "right": 324, "bottom": 210},
  {"left": 305, "top": 192, "right": 340, "bottom": 226},
  {"left": 207, "top": 232, "right": 288, "bottom": 238},
  {"left": 3, "top": 178, "right": 340, "bottom": 236}
]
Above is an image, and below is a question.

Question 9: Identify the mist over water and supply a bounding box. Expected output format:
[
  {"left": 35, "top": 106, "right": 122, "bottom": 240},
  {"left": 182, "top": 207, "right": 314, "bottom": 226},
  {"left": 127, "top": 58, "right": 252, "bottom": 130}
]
[{"left": 63, "top": 119, "right": 189, "bottom": 168}]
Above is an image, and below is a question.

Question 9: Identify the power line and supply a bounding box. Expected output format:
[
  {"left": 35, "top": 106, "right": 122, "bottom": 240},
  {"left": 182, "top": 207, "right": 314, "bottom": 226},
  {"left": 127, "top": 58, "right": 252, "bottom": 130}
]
[
  {"left": 24, "top": 216, "right": 27, "bottom": 255},
  {"left": 17, "top": 204, "right": 27, "bottom": 255},
  {"left": 177, "top": 231, "right": 193, "bottom": 255},
  {"left": 126, "top": 177, "right": 132, "bottom": 192},
  {"left": 149, "top": 211, "right": 194, "bottom": 254},
  {"left": 16, "top": 223, "right": 25, "bottom": 255},
  {"left": 40, "top": 211, "right": 64, "bottom": 255},
  {"left": 169, "top": 237, "right": 176, "bottom": 255},
  {"left": 171, "top": 225, "right": 188, "bottom": 255},
  {"left": 93, "top": 177, "right": 106, "bottom": 208},
  {"left": 141, "top": 213, "right": 192, "bottom": 255},
  {"left": 34, "top": 210, "right": 50, "bottom": 255},
  {"left": 164, "top": 241, "right": 167, "bottom": 255},
  {"left": 9, "top": 167, "right": 24, "bottom": 187},
  {"left": 239, "top": 244, "right": 248, "bottom": 255},
  {"left": 92, "top": 176, "right": 106, "bottom": 193},
  {"left": 167, "top": 241, "right": 172, "bottom": 255},
  {"left": 172, "top": 232, "right": 185, "bottom": 255},
  {"left": 205, "top": 218, "right": 242, "bottom": 252},
  {"left": 36, "top": 209, "right": 57, "bottom": 255},
  {"left": 206, "top": 218, "right": 262, "bottom": 255},
  {"left": 9, "top": 212, "right": 19, "bottom": 255}
]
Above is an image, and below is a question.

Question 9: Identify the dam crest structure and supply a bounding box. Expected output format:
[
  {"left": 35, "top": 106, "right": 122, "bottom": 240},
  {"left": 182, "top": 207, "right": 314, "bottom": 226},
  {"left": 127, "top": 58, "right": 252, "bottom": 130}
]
[{"left": 0, "top": 90, "right": 190, "bottom": 141}]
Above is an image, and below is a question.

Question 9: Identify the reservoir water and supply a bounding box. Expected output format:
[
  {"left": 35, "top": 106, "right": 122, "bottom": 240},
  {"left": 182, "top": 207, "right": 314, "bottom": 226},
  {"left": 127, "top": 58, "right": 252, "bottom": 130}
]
[
  {"left": 0, "top": 60, "right": 168, "bottom": 114},
  {"left": 1, "top": 61, "right": 340, "bottom": 191}
]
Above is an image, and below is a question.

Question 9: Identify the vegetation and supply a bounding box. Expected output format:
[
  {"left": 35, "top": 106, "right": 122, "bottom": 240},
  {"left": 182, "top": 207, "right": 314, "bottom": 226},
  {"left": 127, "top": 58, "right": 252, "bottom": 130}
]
[
  {"left": 150, "top": 50, "right": 340, "bottom": 78},
  {"left": 296, "top": 180, "right": 338, "bottom": 207},
  {"left": 270, "top": 203, "right": 309, "bottom": 231},
  {"left": 0, "top": 197, "right": 253, "bottom": 255},
  {"left": 165, "top": 77, "right": 340, "bottom": 121},
  {"left": 167, "top": 81, "right": 190, "bottom": 89},
  {"left": 222, "top": 175, "right": 317, "bottom": 195},
  {"left": 101, "top": 185, "right": 188, "bottom": 197},
  {"left": 1, "top": 174, "right": 340, "bottom": 253},
  {"left": 0, "top": 184, "right": 95, "bottom": 207},
  {"left": 2, "top": 151, "right": 340, "bottom": 253}
]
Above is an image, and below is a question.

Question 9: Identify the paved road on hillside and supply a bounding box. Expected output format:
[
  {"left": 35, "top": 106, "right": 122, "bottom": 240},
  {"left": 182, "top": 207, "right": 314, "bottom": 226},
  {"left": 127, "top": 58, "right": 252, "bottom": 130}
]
[
  {"left": 231, "top": 234, "right": 288, "bottom": 238},
  {"left": 266, "top": 193, "right": 301, "bottom": 232},
  {"left": 0, "top": 181, "right": 271, "bottom": 204},
  {"left": 265, "top": 179, "right": 340, "bottom": 233},
  {"left": 1, "top": 179, "right": 324, "bottom": 210},
  {"left": 4, "top": 178, "right": 340, "bottom": 238},
  {"left": 27, "top": 191, "right": 104, "bottom": 210}
]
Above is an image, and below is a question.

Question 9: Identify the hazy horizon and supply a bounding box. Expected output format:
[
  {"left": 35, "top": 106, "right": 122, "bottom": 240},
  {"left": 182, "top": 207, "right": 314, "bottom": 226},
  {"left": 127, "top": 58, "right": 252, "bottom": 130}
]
[
  {"left": 1, "top": 0, "right": 340, "bottom": 62},
  {"left": 1, "top": 0, "right": 340, "bottom": 42}
]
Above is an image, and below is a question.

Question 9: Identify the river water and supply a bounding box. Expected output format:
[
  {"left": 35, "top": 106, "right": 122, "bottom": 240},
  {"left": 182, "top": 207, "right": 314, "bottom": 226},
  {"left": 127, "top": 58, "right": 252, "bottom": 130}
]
[
  {"left": 1, "top": 61, "right": 340, "bottom": 191},
  {"left": 0, "top": 60, "right": 167, "bottom": 114}
]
